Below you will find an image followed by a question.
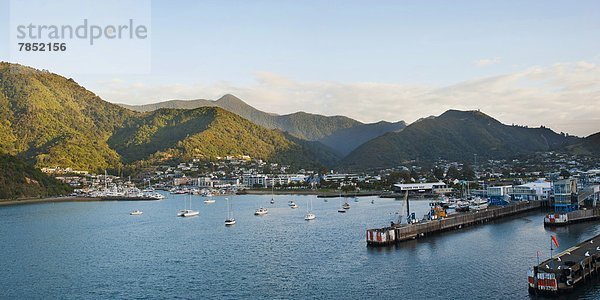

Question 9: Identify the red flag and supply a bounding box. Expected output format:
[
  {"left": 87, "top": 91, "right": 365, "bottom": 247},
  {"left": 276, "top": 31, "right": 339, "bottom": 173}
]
[{"left": 552, "top": 236, "right": 559, "bottom": 248}]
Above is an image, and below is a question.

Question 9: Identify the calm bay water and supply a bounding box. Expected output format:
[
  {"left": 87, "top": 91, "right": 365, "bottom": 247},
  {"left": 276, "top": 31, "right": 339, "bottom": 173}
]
[{"left": 2, "top": 193, "right": 600, "bottom": 299}]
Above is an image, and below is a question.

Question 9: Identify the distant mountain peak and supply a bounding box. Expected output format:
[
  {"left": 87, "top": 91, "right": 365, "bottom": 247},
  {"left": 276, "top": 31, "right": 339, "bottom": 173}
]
[{"left": 216, "top": 93, "right": 244, "bottom": 104}]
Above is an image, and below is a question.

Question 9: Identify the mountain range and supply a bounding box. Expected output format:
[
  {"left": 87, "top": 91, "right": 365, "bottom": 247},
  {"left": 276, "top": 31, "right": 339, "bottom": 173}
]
[
  {"left": 121, "top": 96, "right": 406, "bottom": 156},
  {"left": 0, "top": 62, "right": 598, "bottom": 177}
]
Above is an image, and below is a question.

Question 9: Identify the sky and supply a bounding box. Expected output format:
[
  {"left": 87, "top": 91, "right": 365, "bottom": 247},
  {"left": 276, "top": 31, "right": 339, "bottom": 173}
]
[{"left": 1, "top": 0, "right": 599, "bottom": 136}]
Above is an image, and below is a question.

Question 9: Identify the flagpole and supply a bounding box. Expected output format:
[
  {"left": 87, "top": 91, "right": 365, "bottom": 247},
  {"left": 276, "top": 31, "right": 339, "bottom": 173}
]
[{"left": 550, "top": 236, "right": 554, "bottom": 269}]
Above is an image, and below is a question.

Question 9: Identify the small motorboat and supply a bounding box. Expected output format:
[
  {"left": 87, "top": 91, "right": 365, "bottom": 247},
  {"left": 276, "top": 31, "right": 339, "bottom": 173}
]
[
  {"left": 288, "top": 200, "right": 296, "bottom": 207},
  {"left": 270, "top": 198, "right": 275, "bottom": 204},
  {"left": 305, "top": 213, "right": 316, "bottom": 220},
  {"left": 254, "top": 207, "right": 268, "bottom": 215},
  {"left": 203, "top": 198, "right": 216, "bottom": 204},
  {"left": 290, "top": 203, "right": 299, "bottom": 209},
  {"left": 130, "top": 210, "right": 143, "bottom": 215},
  {"left": 455, "top": 201, "right": 470, "bottom": 212},
  {"left": 225, "top": 218, "right": 236, "bottom": 226},
  {"left": 178, "top": 209, "right": 199, "bottom": 217},
  {"left": 342, "top": 202, "right": 351, "bottom": 210}
]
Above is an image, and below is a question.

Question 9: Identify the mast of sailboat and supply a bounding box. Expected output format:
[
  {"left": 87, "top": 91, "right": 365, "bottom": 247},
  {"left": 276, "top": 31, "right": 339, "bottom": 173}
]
[
  {"left": 226, "top": 198, "right": 231, "bottom": 219},
  {"left": 405, "top": 190, "right": 410, "bottom": 223}
]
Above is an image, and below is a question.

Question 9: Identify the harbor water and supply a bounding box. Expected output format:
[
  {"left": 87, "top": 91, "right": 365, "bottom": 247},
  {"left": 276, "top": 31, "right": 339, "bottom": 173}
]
[{"left": 2, "top": 193, "right": 600, "bottom": 299}]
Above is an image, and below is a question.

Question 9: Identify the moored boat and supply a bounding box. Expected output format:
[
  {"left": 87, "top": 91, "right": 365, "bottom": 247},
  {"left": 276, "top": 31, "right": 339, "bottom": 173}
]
[{"left": 254, "top": 207, "right": 268, "bottom": 215}]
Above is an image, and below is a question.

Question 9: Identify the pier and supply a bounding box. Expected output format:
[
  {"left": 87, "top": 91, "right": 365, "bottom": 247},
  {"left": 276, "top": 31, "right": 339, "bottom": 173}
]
[
  {"left": 528, "top": 234, "right": 600, "bottom": 295},
  {"left": 544, "top": 208, "right": 600, "bottom": 226},
  {"left": 367, "top": 201, "right": 542, "bottom": 246}
]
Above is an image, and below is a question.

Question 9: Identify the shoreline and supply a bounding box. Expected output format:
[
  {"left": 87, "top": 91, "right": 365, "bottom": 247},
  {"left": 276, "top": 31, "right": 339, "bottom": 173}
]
[
  {"left": 0, "top": 196, "right": 164, "bottom": 207},
  {"left": 0, "top": 196, "right": 100, "bottom": 207}
]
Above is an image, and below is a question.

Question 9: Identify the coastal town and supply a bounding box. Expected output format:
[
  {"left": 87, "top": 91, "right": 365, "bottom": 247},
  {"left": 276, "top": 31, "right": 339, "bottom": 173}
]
[{"left": 42, "top": 150, "right": 599, "bottom": 200}]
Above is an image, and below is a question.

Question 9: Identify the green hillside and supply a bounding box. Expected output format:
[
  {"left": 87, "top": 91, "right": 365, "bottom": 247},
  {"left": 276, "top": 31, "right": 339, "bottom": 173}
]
[
  {"left": 109, "top": 107, "right": 340, "bottom": 167},
  {"left": 340, "top": 110, "right": 578, "bottom": 170},
  {"left": 0, "top": 62, "right": 135, "bottom": 171},
  {"left": 0, "top": 155, "right": 72, "bottom": 199}
]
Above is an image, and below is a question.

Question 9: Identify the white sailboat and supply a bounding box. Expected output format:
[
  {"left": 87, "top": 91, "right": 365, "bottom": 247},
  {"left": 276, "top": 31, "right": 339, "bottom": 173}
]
[
  {"left": 338, "top": 197, "right": 346, "bottom": 213},
  {"left": 178, "top": 194, "right": 199, "bottom": 217},
  {"left": 304, "top": 198, "right": 316, "bottom": 220},
  {"left": 225, "top": 198, "right": 236, "bottom": 226},
  {"left": 342, "top": 201, "right": 351, "bottom": 210}
]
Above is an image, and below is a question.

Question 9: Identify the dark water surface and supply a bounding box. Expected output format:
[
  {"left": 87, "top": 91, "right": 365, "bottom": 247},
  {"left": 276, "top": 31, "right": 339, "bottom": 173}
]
[{"left": 2, "top": 193, "right": 600, "bottom": 299}]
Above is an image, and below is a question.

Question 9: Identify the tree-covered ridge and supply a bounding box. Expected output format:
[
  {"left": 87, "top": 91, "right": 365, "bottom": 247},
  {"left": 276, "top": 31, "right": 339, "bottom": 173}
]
[
  {"left": 340, "top": 110, "right": 579, "bottom": 170},
  {"left": 0, "top": 154, "right": 72, "bottom": 199},
  {"left": 0, "top": 62, "right": 135, "bottom": 171},
  {"left": 110, "top": 106, "right": 340, "bottom": 167}
]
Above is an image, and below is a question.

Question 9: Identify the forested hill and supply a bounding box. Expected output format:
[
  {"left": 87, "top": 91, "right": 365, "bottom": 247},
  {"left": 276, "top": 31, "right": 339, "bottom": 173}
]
[
  {"left": 0, "top": 155, "right": 72, "bottom": 199},
  {"left": 340, "top": 109, "right": 579, "bottom": 170}
]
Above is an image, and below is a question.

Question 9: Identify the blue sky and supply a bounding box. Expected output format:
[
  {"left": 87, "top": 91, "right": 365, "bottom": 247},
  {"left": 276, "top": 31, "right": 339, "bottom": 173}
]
[{"left": 1, "top": 0, "right": 599, "bottom": 135}]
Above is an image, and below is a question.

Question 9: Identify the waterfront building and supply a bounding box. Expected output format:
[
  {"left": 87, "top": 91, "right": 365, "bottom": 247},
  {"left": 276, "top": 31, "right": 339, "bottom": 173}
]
[
  {"left": 512, "top": 179, "right": 553, "bottom": 200},
  {"left": 553, "top": 178, "right": 578, "bottom": 213},
  {"left": 393, "top": 182, "right": 450, "bottom": 194},
  {"left": 242, "top": 174, "right": 268, "bottom": 188},
  {"left": 487, "top": 185, "right": 512, "bottom": 205}
]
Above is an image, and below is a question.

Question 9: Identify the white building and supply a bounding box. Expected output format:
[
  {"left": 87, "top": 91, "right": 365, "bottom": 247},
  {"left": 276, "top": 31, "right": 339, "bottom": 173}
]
[
  {"left": 242, "top": 174, "right": 267, "bottom": 188},
  {"left": 517, "top": 179, "right": 552, "bottom": 200},
  {"left": 487, "top": 185, "right": 512, "bottom": 197},
  {"left": 394, "top": 182, "right": 450, "bottom": 193}
]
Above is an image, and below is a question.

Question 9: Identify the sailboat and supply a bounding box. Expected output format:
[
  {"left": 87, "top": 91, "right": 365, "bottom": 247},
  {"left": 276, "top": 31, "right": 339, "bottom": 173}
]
[
  {"left": 225, "top": 198, "right": 236, "bottom": 225},
  {"left": 342, "top": 198, "right": 351, "bottom": 210},
  {"left": 178, "top": 193, "right": 199, "bottom": 217},
  {"left": 305, "top": 198, "right": 316, "bottom": 220},
  {"left": 270, "top": 185, "right": 275, "bottom": 204},
  {"left": 338, "top": 196, "right": 346, "bottom": 213}
]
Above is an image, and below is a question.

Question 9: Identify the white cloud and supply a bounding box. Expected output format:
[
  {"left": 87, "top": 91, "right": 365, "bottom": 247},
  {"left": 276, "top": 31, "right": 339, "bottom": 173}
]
[
  {"left": 95, "top": 61, "right": 600, "bottom": 137},
  {"left": 475, "top": 57, "right": 501, "bottom": 67}
]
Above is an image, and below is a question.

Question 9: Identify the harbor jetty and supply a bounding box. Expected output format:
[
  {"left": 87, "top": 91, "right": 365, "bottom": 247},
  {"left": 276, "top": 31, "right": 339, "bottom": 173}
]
[
  {"left": 528, "top": 234, "right": 600, "bottom": 295},
  {"left": 544, "top": 208, "right": 600, "bottom": 226},
  {"left": 366, "top": 200, "right": 542, "bottom": 246}
]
